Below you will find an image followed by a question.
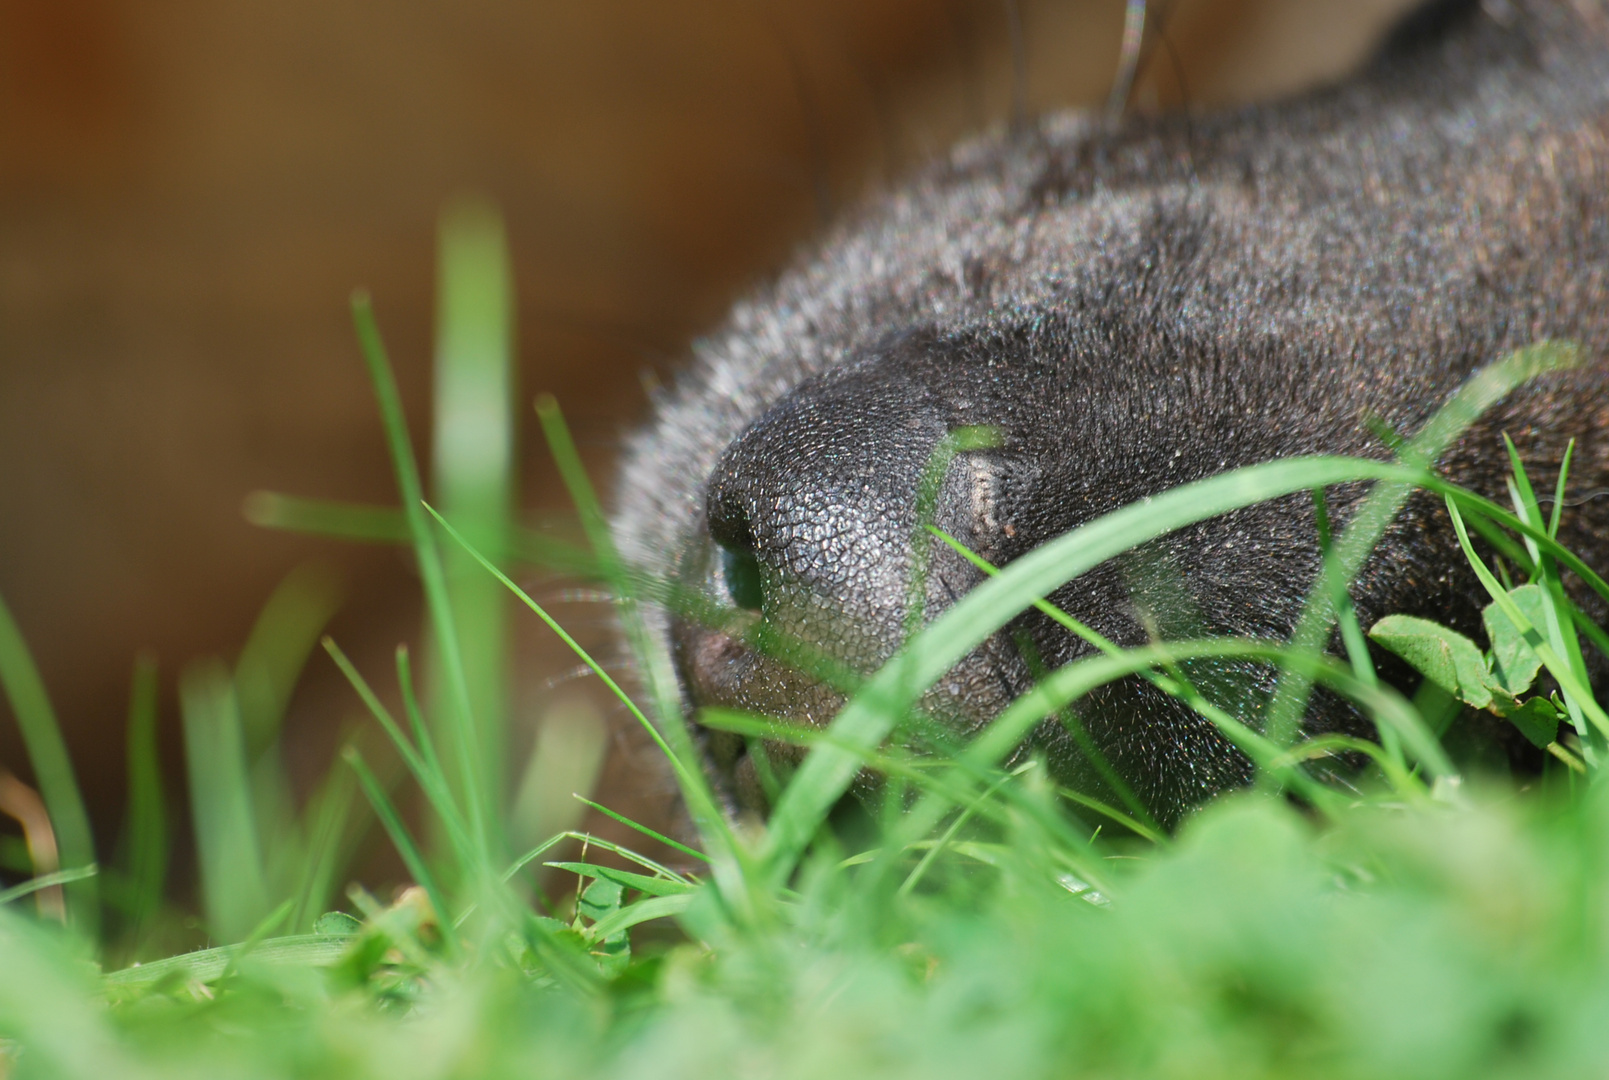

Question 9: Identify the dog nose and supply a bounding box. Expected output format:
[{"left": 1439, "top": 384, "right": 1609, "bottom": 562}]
[
  {"left": 671, "top": 338, "right": 1067, "bottom": 816},
  {"left": 701, "top": 360, "right": 948, "bottom": 640},
  {"left": 673, "top": 355, "right": 966, "bottom": 814}
]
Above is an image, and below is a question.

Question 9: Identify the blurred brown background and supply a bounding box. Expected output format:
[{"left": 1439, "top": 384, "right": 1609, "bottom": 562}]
[{"left": 0, "top": 0, "right": 1416, "bottom": 871}]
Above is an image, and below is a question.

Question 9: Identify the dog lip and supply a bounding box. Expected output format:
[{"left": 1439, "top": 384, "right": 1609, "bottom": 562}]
[
  {"left": 672, "top": 614, "right": 852, "bottom": 728},
  {"left": 678, "top": 622, "right": 757, "bottom": 710},
  {"left": 673, "top": 618, "right": 843, "bottom": 816}
]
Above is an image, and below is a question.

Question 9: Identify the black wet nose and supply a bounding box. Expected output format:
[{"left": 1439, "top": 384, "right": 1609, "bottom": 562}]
[
  {"left": 701, "top": 357, "right": 949, "bottom": 628},
  {"left": 677, "top": 339, "right": 1046, "bottom": 814}
]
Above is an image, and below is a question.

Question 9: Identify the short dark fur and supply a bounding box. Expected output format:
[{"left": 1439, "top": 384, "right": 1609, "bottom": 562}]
[{"left": 616, "top": 0, "right": 1609, "bottom": 827}]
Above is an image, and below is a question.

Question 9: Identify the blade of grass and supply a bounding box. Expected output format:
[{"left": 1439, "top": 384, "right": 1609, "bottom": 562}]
[
  {"left": 903, "top": 428, "right": 998, "bottom": 647},
  {"left": 544, "top": 863, "right": 696, "bottom": 897},
  {"left": 1010, "top": 628, "right": 1156, "bottom": 830},
  {"left": 121, "top": 655, "right": 166, "bottom": 942},
  {"left": 587, "top": 894, "right": 695, "bottom": 940},
  {"left": 1432, "top": 480, "right": 1609, "bottom": 707},
  {"left": 289, "top": 754, "right": 362, "bottom": 933},
  {"left": 432, "top": 195, "right": 516, "bottom": 820},
  {"left": 1572, "top": 607, "right": 1609, "bottom": 666},
  {"left": 321, "top": 638, "right": 471, "bottom": 861},
  {"left": 898, "top": 766, "right": 1022, "bottom": 898},
  {"left": 245, "top": 490, "right": 596, "bottom": 574},
  {"left": 0, "top": 865, "right": 99, "bottom": 907},
  {"left": 1054, "top": 788, "right": 1168, "bottom": 843},
  {"left": 342, "top": 746, "right": 456, "bottom": 959},
  {"left": 217, "top": 898, "right": 295, "bottom": 983},
  {"left": 351, "top": 293, "right": 491, "bottom": 870},
  {"left": 510, "top": 699, "right": 607, "bottom": 855},
  {"left": 1547, "top": 439, "right": 1577, "bottom": 540},
  {"left": 243, "top": 491, "right": 411, "bottom": 544},
  {"left": 1312, "top": 489, "right": 1381, "bottom": 691},
  {"left": 1268, "top": 734, "right": 1423, "bottom": 792},
  {"left": 234, "top": 564, "right": 345, "bottom": 913},
  {"left": 0, "top": 587, "right": 97, "bottom": 933},
  {"left": 235, "top": 563, "right": 343, "bottom": 760},
  {"left": 570, "top": 796, "right": 708, "bottom": 864},
  {"left": 1312, "top": 487, "right": 1399, "bottom": 768},
  {"left": 1464, "top": 511, "right": 1537, "bottom": 579},
  {"left": 452, "top": 828, "right": 696, "bottom": 931},
  {"left": 697, "top": 709, "right": 1011, "bottom": 813},
  {"left": 180, "top": 662, "right": 269, "bottom": 943},
  {"left": 395, "top": 645, "right": 449, "bottom": 805},
  {"left": 1424, "top": 478, "right": 1609, "bottom": 605},
  {"left": 506, "top": 831, "right": 695, "bottom": 884},
  {"left": 103, "top": 933, "right": 356, "bottom": 988},
  {"left": 1504, "top": 436, "right": 1595, "bottom": 756}
]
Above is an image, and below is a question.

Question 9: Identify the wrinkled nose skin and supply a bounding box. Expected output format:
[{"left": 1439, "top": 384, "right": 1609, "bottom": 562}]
[{"left": 671, "top": 335, "right": 1034, "bottom": 815}]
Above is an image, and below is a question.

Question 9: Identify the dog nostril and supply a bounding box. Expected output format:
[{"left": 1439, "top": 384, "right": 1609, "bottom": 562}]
[
  {"left": 707, "top": 492, "right": 765, "bottom": 611},
  {"left": 719, "top": 543, "right": 764, "bottom": 611}
]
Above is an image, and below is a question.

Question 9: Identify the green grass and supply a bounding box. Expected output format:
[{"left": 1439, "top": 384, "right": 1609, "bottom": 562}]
[{"left": 0, "top": 203, "right": 1606, "bottom": 1078}]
